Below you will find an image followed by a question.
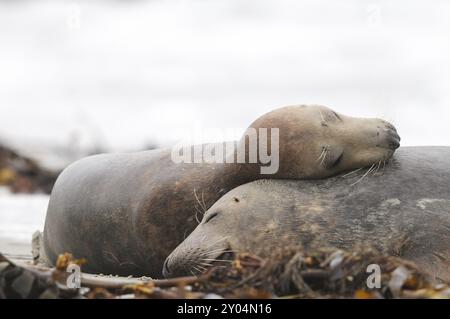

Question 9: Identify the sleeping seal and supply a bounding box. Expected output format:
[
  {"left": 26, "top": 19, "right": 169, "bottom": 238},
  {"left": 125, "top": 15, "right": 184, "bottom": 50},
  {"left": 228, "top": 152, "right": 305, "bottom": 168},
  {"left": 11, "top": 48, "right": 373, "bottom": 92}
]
[
  {"left": 164, "top": 147, "right": 449, "bottom": 283},
  {"left": 43, "top": 105, "right": 399, "bottom": 277}
]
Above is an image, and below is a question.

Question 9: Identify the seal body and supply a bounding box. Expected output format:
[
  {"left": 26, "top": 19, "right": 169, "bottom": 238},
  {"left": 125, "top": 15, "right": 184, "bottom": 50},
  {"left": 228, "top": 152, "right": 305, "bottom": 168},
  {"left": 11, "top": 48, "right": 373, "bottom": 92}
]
[
  {"left": 43, "top": 149, "right": 245, "bottom": 276},
  {"left": 43, "top": 105, "right": 399, "bottom": 277},
  {"left": 165, "top": 147, "right": 450, "bottom": 282}
]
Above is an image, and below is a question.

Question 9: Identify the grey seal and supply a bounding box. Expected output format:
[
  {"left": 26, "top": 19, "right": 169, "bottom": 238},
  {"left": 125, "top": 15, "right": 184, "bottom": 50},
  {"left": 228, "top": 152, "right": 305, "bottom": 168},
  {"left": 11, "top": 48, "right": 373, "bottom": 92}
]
[
  {"left": 164, "top": 147, "right": 449, "bottom": 283},
  {"left": 43, "top": 105, "right": 399, "bottom": 277}
]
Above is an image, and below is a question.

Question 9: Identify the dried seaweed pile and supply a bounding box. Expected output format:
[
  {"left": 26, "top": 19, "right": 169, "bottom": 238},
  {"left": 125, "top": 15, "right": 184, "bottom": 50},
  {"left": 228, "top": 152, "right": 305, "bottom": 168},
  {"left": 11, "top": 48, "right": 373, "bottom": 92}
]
[
  {"left": 195, "top": 247, "right": 449, "bottom": 299},
  {"left": 0, "top": 145, "right": 59, "bottom": 194},
  {"left": 1, "top": 248, "right": 449, "bottom": 299}
]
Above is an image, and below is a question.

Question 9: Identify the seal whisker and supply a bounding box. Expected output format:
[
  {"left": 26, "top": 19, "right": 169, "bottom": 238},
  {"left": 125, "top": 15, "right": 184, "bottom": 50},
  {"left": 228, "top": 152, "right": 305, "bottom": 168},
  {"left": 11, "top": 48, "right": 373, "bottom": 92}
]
[
  {"left": 199, "top": 250, "right": 237, "bottom": 259},
  {"left": 200, "top": 247, "right": 230, "bottom": 257},
  {"left": 194, "top": 205, "right": 203, "bottom": 224},
  {"left": 316, "top": 147, "right": 326, "bottom": 163},
  {"left": 200, "top": 247, "right": 236, "bottom": 254},
  {"left": 366, "top": 164, "right": 377, "bottom": 175},
  {"left": 198, "top": 264, "right": 208, "bottom": 270},
  {"left": 350, "top": 164, "right": 376, "bottom": 186},
  {"left": 319, "top": 149, "right": 328, "bottom": 167},
  {"left": 198, "top": 261, "right": 213, "bottom": 267},
  {"left": 199, "top": 247, "right": 235, "bottom": 255},
  {"left": 198, "top": 250, "right": 234, "bottom": 258},
  {"left": 365, "top": 164, "right": 376, "bottom": 175},
  {"left": 201, "top": 258, "right": 233, "bottom": 263},
  {"left": 316, "top": 147, "right": 325, "bottom": 161},
  {"left": 341, "top": 168, "right": 362, "bottom": 178},
  {"left": 201, "top": 190, "right": 207, "bottom": 213},
  {"left": 195, "top": 264, "right": 208, "bottom": 272},
  {"left": 193, "top": 188, "right": 207, "bottom": 213},
  {"left": 377, "top": 159, "right": 383, "bottom": 172},
  {"left": 192, "top": 265, "right": 204, "bottom": 275},
  {"left": 203, "top": 236, "right": 230, "bottom": 250},
  {"left": 103, "top": 250, "right": 120, "bottom": 264},
  {"left": 373, "top": 160, "right": 382, "bottom": 174}
]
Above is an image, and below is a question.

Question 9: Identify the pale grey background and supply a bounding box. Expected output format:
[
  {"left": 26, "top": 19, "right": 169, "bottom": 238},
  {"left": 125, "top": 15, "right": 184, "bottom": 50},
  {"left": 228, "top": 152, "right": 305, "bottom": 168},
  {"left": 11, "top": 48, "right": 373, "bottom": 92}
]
[{"left": 1, "top": 0, "right": 449, "bottom": 171}]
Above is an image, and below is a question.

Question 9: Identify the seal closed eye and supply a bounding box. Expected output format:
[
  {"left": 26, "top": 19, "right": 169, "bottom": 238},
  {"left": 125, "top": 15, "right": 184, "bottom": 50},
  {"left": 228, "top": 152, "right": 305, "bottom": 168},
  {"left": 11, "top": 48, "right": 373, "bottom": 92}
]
[
  {"left": 330, "top": 152, "right": 344, "bottom": 168},
  {"left": 204, "top": 211, "right": 219, "bottom": 224}
]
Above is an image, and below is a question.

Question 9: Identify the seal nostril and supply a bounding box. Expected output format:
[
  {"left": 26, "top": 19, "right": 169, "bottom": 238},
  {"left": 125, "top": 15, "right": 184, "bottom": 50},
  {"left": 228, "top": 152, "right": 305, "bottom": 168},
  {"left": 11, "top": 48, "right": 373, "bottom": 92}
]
[
  {"left": 389, "top": 139, "right": 400, "bottom": 149},
  {"left": 163, "top": 259, "right": 171, "bottom": 277}
]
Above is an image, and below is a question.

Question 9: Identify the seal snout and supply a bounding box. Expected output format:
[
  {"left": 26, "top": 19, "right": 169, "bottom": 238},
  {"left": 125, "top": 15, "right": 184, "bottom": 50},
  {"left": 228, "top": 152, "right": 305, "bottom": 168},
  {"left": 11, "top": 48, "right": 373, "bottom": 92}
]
[
  {"left": 379, "top": 120, "right": 401, "bottom": 150},
  {"left": 386, "top": 129, "right": 400, "bottom": 150},
  {"left": 163, "top": 232, "right": 234, "bottom": 278},
  {"left": 163, "top": 245, "right": 234, "bottom": 278},
  {"left": 386, "top": 130, "right": 401, "bottom": 149}
]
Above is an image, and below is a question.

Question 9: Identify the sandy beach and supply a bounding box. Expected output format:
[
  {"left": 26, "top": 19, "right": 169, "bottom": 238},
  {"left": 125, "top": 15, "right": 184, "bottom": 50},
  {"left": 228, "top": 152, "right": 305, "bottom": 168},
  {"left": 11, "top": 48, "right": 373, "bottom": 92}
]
[{"left": 0, "top": 188, "right": 48, "bottom": 256}]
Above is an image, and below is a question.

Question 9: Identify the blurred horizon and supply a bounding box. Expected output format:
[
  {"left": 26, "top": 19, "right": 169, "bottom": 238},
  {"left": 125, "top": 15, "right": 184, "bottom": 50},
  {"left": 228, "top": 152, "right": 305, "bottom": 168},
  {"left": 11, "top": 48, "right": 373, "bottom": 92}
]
[{"left": 1, "top": 0, "right": 450, "bottom": 169}]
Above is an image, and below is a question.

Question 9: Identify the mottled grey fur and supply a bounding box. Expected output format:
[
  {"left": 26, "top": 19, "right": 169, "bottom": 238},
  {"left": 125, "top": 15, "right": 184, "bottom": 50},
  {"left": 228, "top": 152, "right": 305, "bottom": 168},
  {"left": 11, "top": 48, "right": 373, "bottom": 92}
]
[{"left": 165, "top": 147, "right": 450, "bottom": 282}]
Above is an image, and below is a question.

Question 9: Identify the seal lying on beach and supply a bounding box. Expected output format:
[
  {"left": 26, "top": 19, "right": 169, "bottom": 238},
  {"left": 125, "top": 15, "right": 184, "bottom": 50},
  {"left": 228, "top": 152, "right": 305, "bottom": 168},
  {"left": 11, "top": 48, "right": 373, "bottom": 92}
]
[
  {"left": 43, "top": 105, "right": 399, "bottom": 277},
  {"left": 164, "top": 147, "right": 450, "bottom": 283}
]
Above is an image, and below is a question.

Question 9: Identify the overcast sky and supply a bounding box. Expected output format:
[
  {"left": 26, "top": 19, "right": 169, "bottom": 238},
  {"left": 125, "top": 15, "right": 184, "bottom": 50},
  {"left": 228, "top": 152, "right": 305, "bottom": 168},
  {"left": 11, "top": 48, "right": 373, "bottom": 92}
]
[{"left": 1, "top": 0, "right": 449, "bottom": 157}]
